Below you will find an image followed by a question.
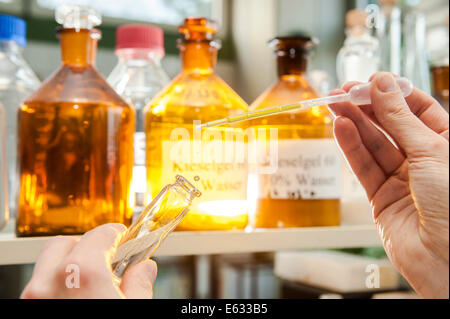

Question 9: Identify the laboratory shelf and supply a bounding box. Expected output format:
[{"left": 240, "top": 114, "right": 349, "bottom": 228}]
[{"left": 0, "top": 224, "right": 381, "bottom": 265}]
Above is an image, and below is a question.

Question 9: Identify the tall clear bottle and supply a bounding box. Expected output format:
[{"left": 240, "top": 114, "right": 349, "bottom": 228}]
[
  {"left": 144, "top": 18, "right": 249, "bottom": 231},
  {"left": 16, "top": 5, "right": 134, "bottom": 236},
  {"left": 377, "top": 0, "right": 402, "bottom": 75},
  {"left": 248, "top": 36, "right": 341, "bottom": 228},
  {"left": 108, "top": 24, "right": 170, "bottom": 220},
  {"left": 337, "top": 9, "right": 380, "bottom": 84},
  {"left": 336, "top": 10, "right": 375, "bottom": 224},
  {"left": 0, "top": 14, "right": 41, "bottom": 220}
]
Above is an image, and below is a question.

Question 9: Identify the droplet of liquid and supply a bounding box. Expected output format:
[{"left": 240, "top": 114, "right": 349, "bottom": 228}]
[{"left": 194, "top": 176, "right": 200, "bottom": 182}]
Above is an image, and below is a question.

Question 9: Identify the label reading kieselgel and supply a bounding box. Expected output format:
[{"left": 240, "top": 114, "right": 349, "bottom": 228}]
[
  {"left": 162, "top": 139, "right": 247, "bottom": 202},
  {"left": 259, "top": 138, "right": 342, "bottom": 200}
]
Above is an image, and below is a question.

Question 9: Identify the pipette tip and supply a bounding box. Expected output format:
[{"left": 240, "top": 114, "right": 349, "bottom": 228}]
[{"left": 195, "top": 123, "right": 207, "bottom": 130}]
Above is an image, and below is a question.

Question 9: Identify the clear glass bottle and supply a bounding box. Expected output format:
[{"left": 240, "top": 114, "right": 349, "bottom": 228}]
[
  {"left": 377, "top": 0, "right": 402, "bottom": 75},
  {"left": 248, "top": 36, "right": 341, "bottom": 228},
  {"left": 337, "top": 9, "right": 380, "bottom": 85},
  {"left": 0, "top": 14, "right": 41, "bottom": 220},
  {"left": 144, "top": 17, "right": 249, "bottom": 231},
  {"left": 16, "top": 5, "right": 134, "bottom": 236},
  {"left": 112, "top": 175, "right": 201, "bottom": 279},
  {"left": 108, "top": 24, "right": 170, "bottom": 221}
]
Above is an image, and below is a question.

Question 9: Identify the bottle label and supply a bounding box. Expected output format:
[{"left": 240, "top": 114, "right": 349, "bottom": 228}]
[
  {"left": 161, "top": 137, "right": 247, "bottom": 202},
  {"left": 258, "top": 138, "right": 342, "bottom": 200}
]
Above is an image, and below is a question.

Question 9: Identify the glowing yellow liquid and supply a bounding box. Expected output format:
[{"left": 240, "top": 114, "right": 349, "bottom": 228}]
[{"left": 144, "top": 71, "right": 249, "bottom": 231}]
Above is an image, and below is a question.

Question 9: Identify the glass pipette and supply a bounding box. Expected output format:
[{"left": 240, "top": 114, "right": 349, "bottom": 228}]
[{"left": 198, "top": 77, "right": 413, "bottom": 129}]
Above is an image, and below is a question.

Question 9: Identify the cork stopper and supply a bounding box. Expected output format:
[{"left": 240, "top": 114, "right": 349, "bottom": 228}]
[{"left": 346, "top": 10, "right": 367, "bottom": 28}]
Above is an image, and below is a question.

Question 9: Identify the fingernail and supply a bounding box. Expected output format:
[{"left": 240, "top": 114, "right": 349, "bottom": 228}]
[{"left": 377, "top": 74, "right": 398, "bottom": 93}]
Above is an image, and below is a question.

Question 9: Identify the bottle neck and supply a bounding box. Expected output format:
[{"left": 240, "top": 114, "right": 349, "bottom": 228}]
[
  {"left": 179, "top": 40, "right": 218, "bottom": 73},
  {"left": 59, "top": 28, "right": 97, "bottom": 66},
  {"left": 276, "top": 51, "right": 308, "bottom": 78}
]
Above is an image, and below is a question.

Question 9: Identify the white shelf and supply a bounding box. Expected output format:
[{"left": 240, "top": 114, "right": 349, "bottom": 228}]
[{"left": 0, "top": 224, "right": 381, "bottom": 265}]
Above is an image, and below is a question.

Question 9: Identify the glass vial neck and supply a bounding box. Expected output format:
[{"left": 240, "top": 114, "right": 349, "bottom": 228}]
[{"left": 58, "top": 28, "right": 99, "bottom": 66}]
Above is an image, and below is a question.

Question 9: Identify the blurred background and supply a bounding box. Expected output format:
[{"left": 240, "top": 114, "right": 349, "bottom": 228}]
[
  {"left": 0, "top": 0, "right": 448, "bottom": 299},
  {"left": 0, "top": 0, "right": 445, "bottom": 103}
]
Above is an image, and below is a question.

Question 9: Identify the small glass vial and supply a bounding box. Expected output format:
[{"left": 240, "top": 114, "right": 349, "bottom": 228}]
[
  {"left": 112, "top": 175, "right": 201, "bottom": 279},
  {"left": 248, "top": 36, "right": 341, "bottom": 228},
  {"left": 0, "top": 14, "right": 41, "bottom": 220},
  {"left": 108, "top": 24, "right": 170, "bottom": 221},
  {"left": 337, "top": 9, "right": 380, "bottom": 84}
]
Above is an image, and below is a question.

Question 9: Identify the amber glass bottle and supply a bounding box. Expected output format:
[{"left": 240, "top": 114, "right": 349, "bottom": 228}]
[
  {"left": 248, "top": 36, "right": 340, "bottom": 228},
  {"left": 16, "top": 6, "right": 134, "bottom": 236},
  {"left": 144, "top": 18, "right": 249, "bottom": 230}
]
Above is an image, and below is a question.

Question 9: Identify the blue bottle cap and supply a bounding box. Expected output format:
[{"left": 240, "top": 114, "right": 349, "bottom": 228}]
[{"left": 0, "top": 14, "right": 26, "bottom": 47}]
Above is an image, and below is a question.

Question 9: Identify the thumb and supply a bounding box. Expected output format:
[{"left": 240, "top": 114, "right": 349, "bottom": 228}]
[
  {"left": 120, "top": 259, "right": 157, "bottom": 299},
  {"left": 370, "top": 73, "right": 441, "bottom": 158}
]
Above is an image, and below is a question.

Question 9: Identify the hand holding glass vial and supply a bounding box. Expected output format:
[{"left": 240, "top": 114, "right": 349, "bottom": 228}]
[{"left": 112, "top": 175, "right": 201, "bottom": 280}]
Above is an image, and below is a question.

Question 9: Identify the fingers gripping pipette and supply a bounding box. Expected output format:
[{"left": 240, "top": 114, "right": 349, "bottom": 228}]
[{"left": 198, "top": 77, "right": 413, "bottom": 129}]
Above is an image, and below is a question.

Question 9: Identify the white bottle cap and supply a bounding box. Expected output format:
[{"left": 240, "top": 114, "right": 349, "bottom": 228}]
[{"left": 55, "top": 5, "right": 101, "bottom": 29}]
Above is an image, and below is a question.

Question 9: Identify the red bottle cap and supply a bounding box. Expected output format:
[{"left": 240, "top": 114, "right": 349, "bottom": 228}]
[{"left": 115, "top": 24, "right": 164, "bottom": 57}]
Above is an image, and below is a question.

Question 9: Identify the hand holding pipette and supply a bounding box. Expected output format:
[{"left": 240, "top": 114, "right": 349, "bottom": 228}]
[
  {"left": 329, "top": 73, "right": 449, "bottom": 299},
  {"left": 198, "top": 77, "right": 413, "bottom": 129}
]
